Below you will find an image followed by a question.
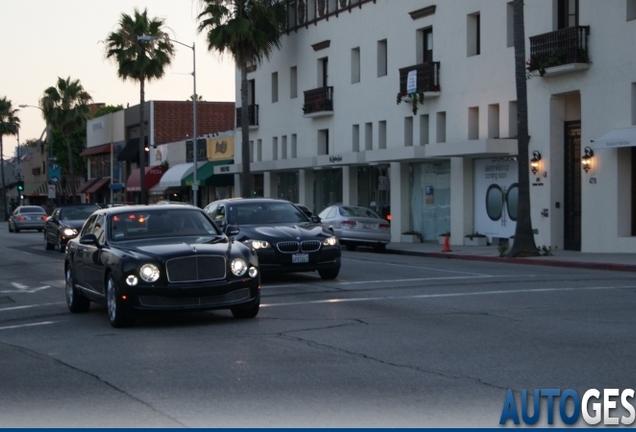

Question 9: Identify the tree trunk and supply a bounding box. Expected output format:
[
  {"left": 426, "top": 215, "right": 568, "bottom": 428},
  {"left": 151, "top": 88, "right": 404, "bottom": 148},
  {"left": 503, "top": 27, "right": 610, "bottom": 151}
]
[
  {"left": 240, "top": 66, "right": 251, "bottom": 198},
  {"left": 65, "top": 135, "right": 77, "bottom": 204},
  {"left": 138, "top": 79, "right": 147, "bottom": 205},
  {"left": 0, "top": 135, "right": 7, "bottom": 220},
  {"left": 509, "top": 0, "right": 539, "bottom": 257}
]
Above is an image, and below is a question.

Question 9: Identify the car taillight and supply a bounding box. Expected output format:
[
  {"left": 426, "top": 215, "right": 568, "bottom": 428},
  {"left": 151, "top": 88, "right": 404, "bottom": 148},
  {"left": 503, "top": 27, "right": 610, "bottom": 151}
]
[
  {"left": 341, "top": 220, "right": 356, "bottom": 228},
  {"left": 41, "top": 215, "right": 48, "bottom": 221},
  {"left": 386, "top": 214, "right": 392, "bottom": 221},
  {"left": 18, "top": 215, "right": 26, "bottom": 221},
  {"left": 379, "top": 223, "right": 390, "bottom": 230}
]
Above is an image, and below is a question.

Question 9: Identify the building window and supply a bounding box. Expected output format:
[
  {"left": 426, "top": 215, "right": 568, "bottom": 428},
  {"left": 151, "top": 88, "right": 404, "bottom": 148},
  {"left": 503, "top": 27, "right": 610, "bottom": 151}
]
[
  {"left": 365, "top": 122, "right": 373, "bottom": 150},
  {"left": 557, "top": 0, "right": 578, "bottom": 29},
  {"left": 291, "top": 134, "right": 297, "bottom": 158},
  {"left": 404, "top": 117, "right": 413, "bottom": 147},
  {"left": 628, "top": 0, "right": 636, "bottom": 21},
  {"left": 352, "top": 124, "right": 360, "bottom": 152},
  {"left": 319, "top": 57, "right": 329, "bottom": 87},
  {"left": 272, "top": 136, "right": 278, "bottom": 160},
  {"left": 351, "top": 47, "right": 361, "bottom": 84},
  {"left": 423, "top": 28, "right": 433, "bottom": 62},
  {"left": 256, "top": 139, "right": 262, "bottom": 162},
  {"left": 379, "top": 120, "right": 387, "bottom": 149},
  {"left": 290, "top": 66, "right": 298, "bottom": 99},
  {"left": 282, "top": 135, "right": 288, "bottom": 160},
  {"left": 436, "top": 112, "right": 446, "bottom": 143},
  {"left": 318, "top": 129, "right": 329, "bottom": 155},
  {"left": 248, "top": 79, "right": 255, "bottom": 105},
  {"left": 488, "top": 104, "right": 500, "bottom": 138},
  {"left": 377, "top": 39, "right": 387, "bottom": 77},
  {"left": 272, "top": 72, "right": 278, "bottom": 103},
  {"left": 419, "top": 114, "right": 429, "bottom": 145},
  {"left": 467, "top": 12, "right": 481, "bottom": 57},
  {"left": 469, "top": 107, "right": 479, "bottom": 140}
]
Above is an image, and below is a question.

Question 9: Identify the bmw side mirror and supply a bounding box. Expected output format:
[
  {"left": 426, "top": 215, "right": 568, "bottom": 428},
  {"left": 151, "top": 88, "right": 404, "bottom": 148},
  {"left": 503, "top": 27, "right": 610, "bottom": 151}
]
[{"left": 225, "top": 225, "right": 240, "bottom": 237}]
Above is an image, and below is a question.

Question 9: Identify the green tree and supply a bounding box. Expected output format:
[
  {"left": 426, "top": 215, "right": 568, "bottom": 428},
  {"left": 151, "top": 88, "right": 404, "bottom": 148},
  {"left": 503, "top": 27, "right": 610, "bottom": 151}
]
[
  {"left": 0, "top": 97, "right": 20, "bottom": 219},
  {"left": 105, "top": 8, "right": 175, "bottom": 205},
  {"left": 197, "top": 0, "right": 286, "bottom": 198},
  {"left": 509, "top": 0, "right": 539, "bottom": 257},
  {"left": 94, "top": 104, "right": 125, "bottom": 118},
  {"left": 40, "top": 76, "right": 92, "bottom": 205}
]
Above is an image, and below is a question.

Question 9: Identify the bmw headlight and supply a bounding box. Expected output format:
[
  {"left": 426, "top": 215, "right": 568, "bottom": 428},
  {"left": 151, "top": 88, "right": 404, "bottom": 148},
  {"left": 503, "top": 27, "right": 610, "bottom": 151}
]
[
  {"left": 322, "top": 236, "right": 338, "bottom": 246},
  {"left": 62, "top": 228, "right": 77, "bottom": 237},
  {"left": 139, "top": 264, "right": 160, "bottom": 283},
  {"left": 244, "top": 239, "right": 270, "bottom": 250},
  {"left": 231, "top": 258, "right": 248, "bottom": 276}
]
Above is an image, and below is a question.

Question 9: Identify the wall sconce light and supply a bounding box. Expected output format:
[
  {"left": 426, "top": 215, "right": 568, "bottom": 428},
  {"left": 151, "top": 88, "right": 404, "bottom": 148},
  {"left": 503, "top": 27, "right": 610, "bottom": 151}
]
[
  {"left": 530, "top": 150, "right": 541, "bottom": 175},
  {"left": 581, "top": 146, "right": 594, "bottom": 173}
]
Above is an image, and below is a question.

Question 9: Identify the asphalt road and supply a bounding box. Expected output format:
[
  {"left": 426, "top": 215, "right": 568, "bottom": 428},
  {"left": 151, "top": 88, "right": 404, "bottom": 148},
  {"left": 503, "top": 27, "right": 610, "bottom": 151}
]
[{"left": 1, "top": 226, "right": 635, "bottom": 427}]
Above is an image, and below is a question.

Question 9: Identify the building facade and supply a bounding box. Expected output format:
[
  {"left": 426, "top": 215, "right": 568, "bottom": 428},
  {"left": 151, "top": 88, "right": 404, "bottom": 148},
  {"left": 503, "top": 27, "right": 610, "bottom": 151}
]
[{"left": 220, "top": 0, "right": 636, "bottom": 253}]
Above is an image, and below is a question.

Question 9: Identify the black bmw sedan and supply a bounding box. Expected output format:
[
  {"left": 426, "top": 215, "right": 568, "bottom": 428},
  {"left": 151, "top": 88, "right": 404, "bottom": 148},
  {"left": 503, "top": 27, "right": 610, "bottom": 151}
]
[
  {"left": 64, "top": 204, "right": 260, "bottom": 327},
  {"left": 44, "top": 203, "right": 101, "bottom": 252},
  {"left": 203, "top": 198, "right": 341, "bottom": 280}
]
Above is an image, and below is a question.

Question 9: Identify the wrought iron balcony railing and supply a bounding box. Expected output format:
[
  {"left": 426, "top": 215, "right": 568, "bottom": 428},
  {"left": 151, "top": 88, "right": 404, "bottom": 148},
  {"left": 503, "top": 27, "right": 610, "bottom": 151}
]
[
  {"left": 528, "top": 26, "right": 590, "bottom": 75},
  {"left": 285, "top": 0, "right": 376, "bottom": 32},
  {"left": 398, "top": 62, "right": 441, "bottom": 96},
  {"left": 235, "top": 104, "right": 259, "bottom": 128},
  {"left": 302, "top": 86, "right": 333, "bottom": 116}
]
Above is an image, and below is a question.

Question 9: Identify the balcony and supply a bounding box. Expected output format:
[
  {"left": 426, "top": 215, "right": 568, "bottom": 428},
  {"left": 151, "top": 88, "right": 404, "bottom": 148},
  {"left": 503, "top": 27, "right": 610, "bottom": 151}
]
[
  {"left": 235, "top": 104, "right": 259, "bottom": 128},
  {"left": 302, "top": 86, "right": 333, "bottom": 118},
  {"left": 528, "top": 26, "right": 590, "bottom": 77},
  {"left": 397, "top": 62, "right": 440, "bottom": 114}
]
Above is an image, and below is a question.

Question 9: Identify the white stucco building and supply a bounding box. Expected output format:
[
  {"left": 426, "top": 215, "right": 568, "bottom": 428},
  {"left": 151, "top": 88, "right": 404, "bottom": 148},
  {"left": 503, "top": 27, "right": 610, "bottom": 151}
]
[{"left": 221, "top": 0, "right": 636, "bottom": 253}]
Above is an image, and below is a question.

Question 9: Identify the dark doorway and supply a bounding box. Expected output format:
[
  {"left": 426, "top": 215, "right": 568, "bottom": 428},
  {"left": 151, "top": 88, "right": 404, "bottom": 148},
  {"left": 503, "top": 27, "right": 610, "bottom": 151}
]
[
  {"left": 558, "top": 0, "right": 579, "bottom": 29},
  {"left": 564, "top": 120, "right": 581, "bottom": 250}
]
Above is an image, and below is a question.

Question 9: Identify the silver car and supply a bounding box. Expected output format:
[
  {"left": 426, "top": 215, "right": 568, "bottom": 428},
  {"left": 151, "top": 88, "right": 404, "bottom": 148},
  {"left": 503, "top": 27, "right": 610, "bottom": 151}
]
[
  {"left": 8, "top": 205, "right": 48, "bottom": 233},
  {"left": 318, "top": 204, "right": 391, "bottom": 252}
]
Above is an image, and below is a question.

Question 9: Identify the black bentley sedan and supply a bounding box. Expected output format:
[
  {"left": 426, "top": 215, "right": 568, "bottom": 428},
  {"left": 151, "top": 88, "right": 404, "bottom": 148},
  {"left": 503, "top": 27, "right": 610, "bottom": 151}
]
[
  {"left": 44, "top": 203, "right": 101, "bottom": 252},
  {"left": 203, "top": 198, "right": 341, "bottom": 279},
  {"left": 64, "top": 204, "right": 260, "bottom": 327}
]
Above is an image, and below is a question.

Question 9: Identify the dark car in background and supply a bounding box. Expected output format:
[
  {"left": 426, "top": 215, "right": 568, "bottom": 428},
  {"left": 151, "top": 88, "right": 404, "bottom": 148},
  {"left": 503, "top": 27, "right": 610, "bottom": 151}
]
[
  {"left": 64, "top": 204, "right": 260, "bottom": 327},
  {"left": 44, "top": 204, "right": 101, "bottom": 252},
  {"left": 8, "top": 205, "right": 48, "bottom": 233},
  {"left": 318, "top": 204, "right": 391, "bottom": 252},
  {"left": 204, "top": 198, "right": 341, "bottom": 280}
]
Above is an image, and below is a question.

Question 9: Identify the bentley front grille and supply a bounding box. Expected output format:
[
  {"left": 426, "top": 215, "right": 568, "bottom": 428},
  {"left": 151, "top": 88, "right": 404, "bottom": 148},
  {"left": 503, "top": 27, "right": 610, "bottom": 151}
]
[
  {"left": 138, "top": 288, "right": 251, "bottom": 308},
  {"left": 165, "top": 255, "right": 226, "bottom": 283}
]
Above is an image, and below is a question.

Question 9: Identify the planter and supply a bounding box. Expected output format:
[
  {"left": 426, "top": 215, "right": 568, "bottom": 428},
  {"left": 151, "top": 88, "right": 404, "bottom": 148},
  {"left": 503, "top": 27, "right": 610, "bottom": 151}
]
[
  {"left": 401, "top": 234, "right": 421, "bottom": 243},
  {"left": 464, "top": 236, "right": 488, "bottom": 246}
]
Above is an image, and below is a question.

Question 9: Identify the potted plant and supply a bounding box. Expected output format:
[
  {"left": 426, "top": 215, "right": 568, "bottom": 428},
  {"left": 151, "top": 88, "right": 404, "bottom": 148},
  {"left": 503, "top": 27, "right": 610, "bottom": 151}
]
[
  {"left": 401, "top": 231, "right": 422, "bottom": 243},
  {"left": 464, "top": 232, "right": 488, "bottom": 246},
  {"left": 438, "top": 231, "right": 451, "bottom": 245}
]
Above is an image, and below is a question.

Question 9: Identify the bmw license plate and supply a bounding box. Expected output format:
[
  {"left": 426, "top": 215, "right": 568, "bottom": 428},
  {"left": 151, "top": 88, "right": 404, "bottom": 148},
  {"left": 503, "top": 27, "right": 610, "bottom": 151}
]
[{"left": 292, "top": 253, "right": 309, "bottom": 263}]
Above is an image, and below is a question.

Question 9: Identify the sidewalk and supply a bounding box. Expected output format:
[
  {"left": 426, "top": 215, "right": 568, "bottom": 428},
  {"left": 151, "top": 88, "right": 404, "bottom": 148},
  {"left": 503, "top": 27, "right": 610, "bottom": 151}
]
[{"left": 385, "top": 241, "right": 636, "bottom": 273}]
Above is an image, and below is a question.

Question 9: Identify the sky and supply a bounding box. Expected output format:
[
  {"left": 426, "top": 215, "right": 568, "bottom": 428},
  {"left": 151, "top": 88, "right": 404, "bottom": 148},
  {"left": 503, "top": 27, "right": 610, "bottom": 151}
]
[{"left": 0, "top": 0, "right": 236, "bottom": 158}]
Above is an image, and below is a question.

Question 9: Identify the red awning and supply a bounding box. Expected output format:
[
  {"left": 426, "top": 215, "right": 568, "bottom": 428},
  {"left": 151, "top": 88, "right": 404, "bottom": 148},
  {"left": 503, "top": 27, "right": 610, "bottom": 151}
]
[
  {"left": 126, "top": 166, "right": 164, "bottom": 192},
  {"left": 77, "top": 177, "right": 111, "bottom": 194},
  {"left": 80, "top": 143, "right": 112, "bottom": 157},
  {"left": 77, "top": 178, "right": 99, "bottom": 194}
]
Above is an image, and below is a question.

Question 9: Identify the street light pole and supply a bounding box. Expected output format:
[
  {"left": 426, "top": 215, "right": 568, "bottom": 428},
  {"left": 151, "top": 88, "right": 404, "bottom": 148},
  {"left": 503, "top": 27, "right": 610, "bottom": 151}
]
[{"left": 138, "top": 35, "right": 198, "bottom": 207}]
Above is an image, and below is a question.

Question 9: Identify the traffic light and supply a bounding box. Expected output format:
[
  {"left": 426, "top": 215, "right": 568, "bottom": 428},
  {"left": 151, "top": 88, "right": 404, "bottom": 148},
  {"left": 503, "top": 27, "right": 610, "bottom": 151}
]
[{"left": 16, "top": 181, "right": 24, "bottom": 192}]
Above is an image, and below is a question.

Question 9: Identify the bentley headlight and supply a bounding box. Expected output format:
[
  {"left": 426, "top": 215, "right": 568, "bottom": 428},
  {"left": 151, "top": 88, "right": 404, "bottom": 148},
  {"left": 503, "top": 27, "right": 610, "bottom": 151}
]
[
  {"left": 139, "top": 264, "right": 160, "bottom": 283},
  {"left": 244, "top": 239, "right": 270, "bottom": 250},
  {"left": 231, "top": 258, "right": 248, "bottom": 276},
  {"left": 62, "top": 228, "right": 77, "bottom": 237},
  {"left": 322, "top": 236, "right": 338, "bottom": 246}
]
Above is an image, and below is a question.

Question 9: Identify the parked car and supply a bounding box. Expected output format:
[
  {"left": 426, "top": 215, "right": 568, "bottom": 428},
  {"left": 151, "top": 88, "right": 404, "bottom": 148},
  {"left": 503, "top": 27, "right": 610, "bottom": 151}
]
[
  {"left": 44, "top": 204, "right": 101, "bottom": 252},
  {"left": 8, "top": 205, "right": 48, "bottom": 233},
  {"left": 64, "top": 204, "right": 260, "bottom": 327},
  {"left": 203, "top": 198, "right": 341, "bottom": 280},
  {"left": 318, "top": 204, "right": 391, "bottom": 252}
]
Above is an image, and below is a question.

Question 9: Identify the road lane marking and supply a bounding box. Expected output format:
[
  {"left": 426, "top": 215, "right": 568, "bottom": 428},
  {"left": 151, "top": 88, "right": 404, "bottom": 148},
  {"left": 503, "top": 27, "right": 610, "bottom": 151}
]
[
  {"left": 0, "top": 285, "right": 52, "bottom": 294},
  {"left": 0, "top": 321, "right": 56, "bottom": 331},
  {"left": 262, "top": 284, "right": 636, "bottom": 307},
  {"left": 0, "top": 302, "right": 64, "bottom": 312}
]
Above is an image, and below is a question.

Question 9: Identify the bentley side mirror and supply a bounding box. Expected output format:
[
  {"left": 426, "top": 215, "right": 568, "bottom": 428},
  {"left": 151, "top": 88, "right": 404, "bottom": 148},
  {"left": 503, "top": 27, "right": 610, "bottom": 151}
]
[{"left": 225, "top": 225, "right": 240, "bottom": 237}]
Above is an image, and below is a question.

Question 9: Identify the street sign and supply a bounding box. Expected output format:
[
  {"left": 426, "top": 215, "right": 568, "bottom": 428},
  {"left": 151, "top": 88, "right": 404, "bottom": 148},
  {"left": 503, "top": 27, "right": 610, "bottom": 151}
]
[
  {"left": 191, "top": 183, "right": 199, "bottom": 191},
  {"left": 48, "top": 185, "right": 56, "bottom": 199}
]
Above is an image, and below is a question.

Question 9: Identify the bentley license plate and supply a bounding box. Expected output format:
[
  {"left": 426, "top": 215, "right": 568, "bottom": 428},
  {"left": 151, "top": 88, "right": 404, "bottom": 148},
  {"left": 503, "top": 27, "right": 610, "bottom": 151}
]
[{"left": 292, "top": 253, "right": 309, "bottom": 263}]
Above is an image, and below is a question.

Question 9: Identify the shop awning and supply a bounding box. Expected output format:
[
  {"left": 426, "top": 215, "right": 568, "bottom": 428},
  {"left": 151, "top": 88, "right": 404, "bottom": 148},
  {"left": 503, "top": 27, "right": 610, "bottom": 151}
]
[
  {"left": 181, "top": 160, "right": 234, "bottom": 187},
  {"left": 149, "top": 183, "right": 167, "bottom": 196},
  {"left": 77, "top": 177, "right": 111, "bottom": 194},
  {"left": 117, "top": 137, "right": 148, "bottom": 162},
  {"left": 126, "top": 166, "right": 164, "bottom": 192},
  {"left": 592, "top": 127, "right": 636, "bottom": 149},
  {"left": 158, "top": 162, "right": 203, "bottom": 189},
  {"left": 80, "top": 143, "right": 112, "bottom": 157}
]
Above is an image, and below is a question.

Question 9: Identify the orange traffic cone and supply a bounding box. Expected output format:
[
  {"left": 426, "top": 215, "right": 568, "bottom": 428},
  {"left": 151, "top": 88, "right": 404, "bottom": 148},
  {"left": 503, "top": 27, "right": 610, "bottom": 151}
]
[{"left": 442, "top": 234, "right": 452, "bottom": 252}]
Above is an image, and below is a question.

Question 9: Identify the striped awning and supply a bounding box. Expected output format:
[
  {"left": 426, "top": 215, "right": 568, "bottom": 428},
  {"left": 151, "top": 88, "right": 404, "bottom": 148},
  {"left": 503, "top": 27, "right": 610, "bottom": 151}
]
[{"left": 23, "top": 180, "right": 83, "bottom": 197}]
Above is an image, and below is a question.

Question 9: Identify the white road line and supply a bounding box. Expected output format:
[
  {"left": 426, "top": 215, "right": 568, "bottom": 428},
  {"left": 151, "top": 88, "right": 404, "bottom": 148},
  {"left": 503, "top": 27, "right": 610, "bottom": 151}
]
[
  {"left": 0, "top": 302, "right": 64, "bottom": 312},
  {"left": 0, "top": 321, "right": 56, "bottom": 331},
  {"left": 262, "top": 285, "right": 636, "bottom": 308},
  {"left": 0, "top": 285, "right": 51, "bottom": 294}
]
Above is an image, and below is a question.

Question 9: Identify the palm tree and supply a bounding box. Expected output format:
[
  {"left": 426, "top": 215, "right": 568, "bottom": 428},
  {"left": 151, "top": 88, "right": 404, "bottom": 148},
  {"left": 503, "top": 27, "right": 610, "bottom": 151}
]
[
  {"left": 105, "top": 8, "right": 175, "bottom": 205},
  {"left": 197, "top": 0, "right": 286, "bottom": 198},
  {"left": 509, "top": 0, "right": 538, "bottom": 257},
  {"left": 0, "top": 97, "right": 20, "bottom": 219},
  {"left": 40, "top": 77, "right": 92, "bottom": 205}
]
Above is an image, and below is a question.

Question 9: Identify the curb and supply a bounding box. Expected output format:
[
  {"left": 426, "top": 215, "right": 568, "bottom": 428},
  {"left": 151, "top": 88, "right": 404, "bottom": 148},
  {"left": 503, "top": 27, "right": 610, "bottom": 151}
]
[{"left": 386, "top": 249, "right": 636, "bottom": 273}]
